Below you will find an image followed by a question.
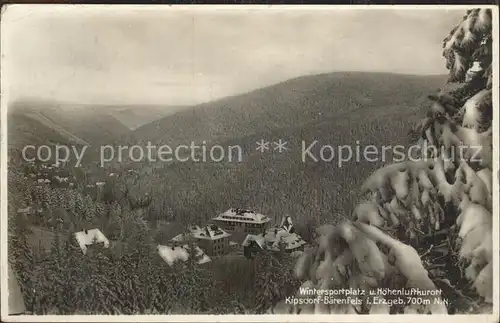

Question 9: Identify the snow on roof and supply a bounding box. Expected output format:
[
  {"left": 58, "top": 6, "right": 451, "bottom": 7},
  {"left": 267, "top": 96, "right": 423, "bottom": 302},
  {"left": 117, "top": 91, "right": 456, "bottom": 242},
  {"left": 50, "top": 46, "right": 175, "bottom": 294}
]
[
  {"left": 189, "top": 224, "right": 231, "bottom": 240},
  {"left": 242, "top": 228, "right": 306, "bottom": 251},
  {"left": 157, "top": 244, "right": 211, "bottom": 267},
  {"left": 264, "top": 228, "right": 288, "bottom": 243},
  {"left": 280, "top": 233, "right": 307, "bottom": 250},
  {"left": 74, "top": 229, "right": 110, "bottom": 255},
  {"left": 213, "top": 208, "right": 271, "bottom": 224},
  {"left": 171, "top": 233, "right": 188, "bottom": 242},
  {"left": 242, "top": 234, "right": 266, "bottom": 249},
  {"left": 189, "top": 225, "right": 203, "bottom": 232},
  {"left": 171, "top": 225, "right": 230, "bottom": 242},
  {"left": 264, "top": 228, "right": 306, "bottom": 251}
]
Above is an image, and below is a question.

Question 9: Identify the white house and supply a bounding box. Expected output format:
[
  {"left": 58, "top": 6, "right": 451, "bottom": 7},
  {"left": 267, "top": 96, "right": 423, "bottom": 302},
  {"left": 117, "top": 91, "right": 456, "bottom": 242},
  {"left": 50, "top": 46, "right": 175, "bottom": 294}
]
[
  {"left": 157, "top": 244, "right": 211, "bottom": 267},
  {"left": 172, "top": 224, "right": 232, "bottom": 257},
  {"left": 74, "top": 229, "right": 110, "bottom": 255}
]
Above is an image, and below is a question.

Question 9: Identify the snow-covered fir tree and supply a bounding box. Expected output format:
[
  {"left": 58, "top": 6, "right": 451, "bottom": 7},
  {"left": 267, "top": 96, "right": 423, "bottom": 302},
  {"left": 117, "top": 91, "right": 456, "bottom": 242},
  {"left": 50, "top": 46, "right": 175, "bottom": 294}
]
[{"left": 288, "top": 8, "right": 493, "bottom": 315}]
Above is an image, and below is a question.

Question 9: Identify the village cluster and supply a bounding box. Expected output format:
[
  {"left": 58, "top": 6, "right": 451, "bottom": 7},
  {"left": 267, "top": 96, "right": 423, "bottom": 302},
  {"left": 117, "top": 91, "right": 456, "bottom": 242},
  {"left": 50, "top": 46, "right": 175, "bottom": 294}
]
[
  {"left": 17, "top": 161, "right": 308, "bottom": 266},
  {"left": 76, "top": 209, "right": 308, "bottom": 266},
  {"left": 21, "top": 160, "right": 128, "bottom": 189}
]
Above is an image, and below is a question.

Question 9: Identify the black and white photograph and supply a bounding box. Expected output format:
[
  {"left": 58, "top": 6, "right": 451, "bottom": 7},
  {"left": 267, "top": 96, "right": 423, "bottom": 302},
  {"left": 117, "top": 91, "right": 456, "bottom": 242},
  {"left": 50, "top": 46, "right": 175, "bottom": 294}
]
[{"left": 1, "top": 4, "right": 498, "bottom": 321}]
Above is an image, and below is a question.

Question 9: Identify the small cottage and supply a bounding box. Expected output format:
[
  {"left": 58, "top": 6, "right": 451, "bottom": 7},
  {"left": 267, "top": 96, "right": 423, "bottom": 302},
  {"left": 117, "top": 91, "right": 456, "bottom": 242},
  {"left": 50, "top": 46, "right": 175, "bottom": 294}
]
[
  {"left": 74, "top": 229, "right": 110, "bottom": 255},
  {"left": 157, "top": 244, "right": 211, "bottom": 267}
]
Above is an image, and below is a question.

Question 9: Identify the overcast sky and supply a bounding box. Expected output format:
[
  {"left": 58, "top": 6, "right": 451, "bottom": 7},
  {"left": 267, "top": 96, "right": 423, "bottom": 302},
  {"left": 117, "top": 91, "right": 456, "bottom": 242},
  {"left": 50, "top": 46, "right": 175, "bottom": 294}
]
[{"left": 2, "top": 5, "right": 465, "bottom": 107}]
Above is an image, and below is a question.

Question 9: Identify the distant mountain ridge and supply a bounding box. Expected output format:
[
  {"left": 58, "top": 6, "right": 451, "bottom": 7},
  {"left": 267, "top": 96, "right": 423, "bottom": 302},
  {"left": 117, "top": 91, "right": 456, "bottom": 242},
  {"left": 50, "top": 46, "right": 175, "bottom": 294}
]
[
  {"left": 7, "top": 100, "right": 185, "bottom": 157},
  {"left": 9, "top": 99, "right": 185, "bottom": 129},
  {"left": 7, "top": 72, "right": 446, "bottom": 170},
  {"left": 130, "top": 72, "right": 447, "bottom": 147},
  {"left": 9, "top": 100, "right": 128, "bottom": 146},
  {"left": 108, "top": 105, "right": 187, "bottom": 130}
]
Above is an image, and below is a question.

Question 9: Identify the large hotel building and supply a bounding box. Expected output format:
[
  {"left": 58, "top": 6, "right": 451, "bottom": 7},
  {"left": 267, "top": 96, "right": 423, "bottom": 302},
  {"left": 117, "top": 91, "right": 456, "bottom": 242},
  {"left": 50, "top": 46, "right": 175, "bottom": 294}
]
[{"left": 211, "top": 208, "right": 272, "bottom": 234}]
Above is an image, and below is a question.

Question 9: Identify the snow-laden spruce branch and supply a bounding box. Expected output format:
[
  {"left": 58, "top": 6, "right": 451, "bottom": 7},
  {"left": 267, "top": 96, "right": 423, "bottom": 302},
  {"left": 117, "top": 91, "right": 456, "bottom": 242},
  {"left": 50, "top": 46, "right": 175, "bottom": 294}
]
[{"left": 281, "top": 8, "right": 493, "bottom": 315}]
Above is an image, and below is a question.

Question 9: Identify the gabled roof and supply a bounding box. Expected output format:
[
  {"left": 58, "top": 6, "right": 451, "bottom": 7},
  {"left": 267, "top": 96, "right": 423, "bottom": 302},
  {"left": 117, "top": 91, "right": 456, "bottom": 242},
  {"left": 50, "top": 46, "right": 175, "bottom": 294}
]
[
  {"left": 183, "top": 224, "right": 231, "bottom": 240},
  {"left": 157, "top": 244, "right": 211, "bottom": 267},
  {"left": 242, "top": 227, "right": 306, "bottom": 252},
  {"left": 242, "top": 234, "right": 266, "bottom": 249},
  {"left": 171, "top": 233, "right": 190, "bottom": 242},
  {"left": 74, "top": 229, "right": 110, "bottom": 255},
  {"left": 213, "top": 208, "right": 271, "bottom": 224},
  {"left": 278, "top": 232, "right": 307, "bottom": 251},
  {"left": 264, "top": 228, "right": 289, "bottom": 245}
]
